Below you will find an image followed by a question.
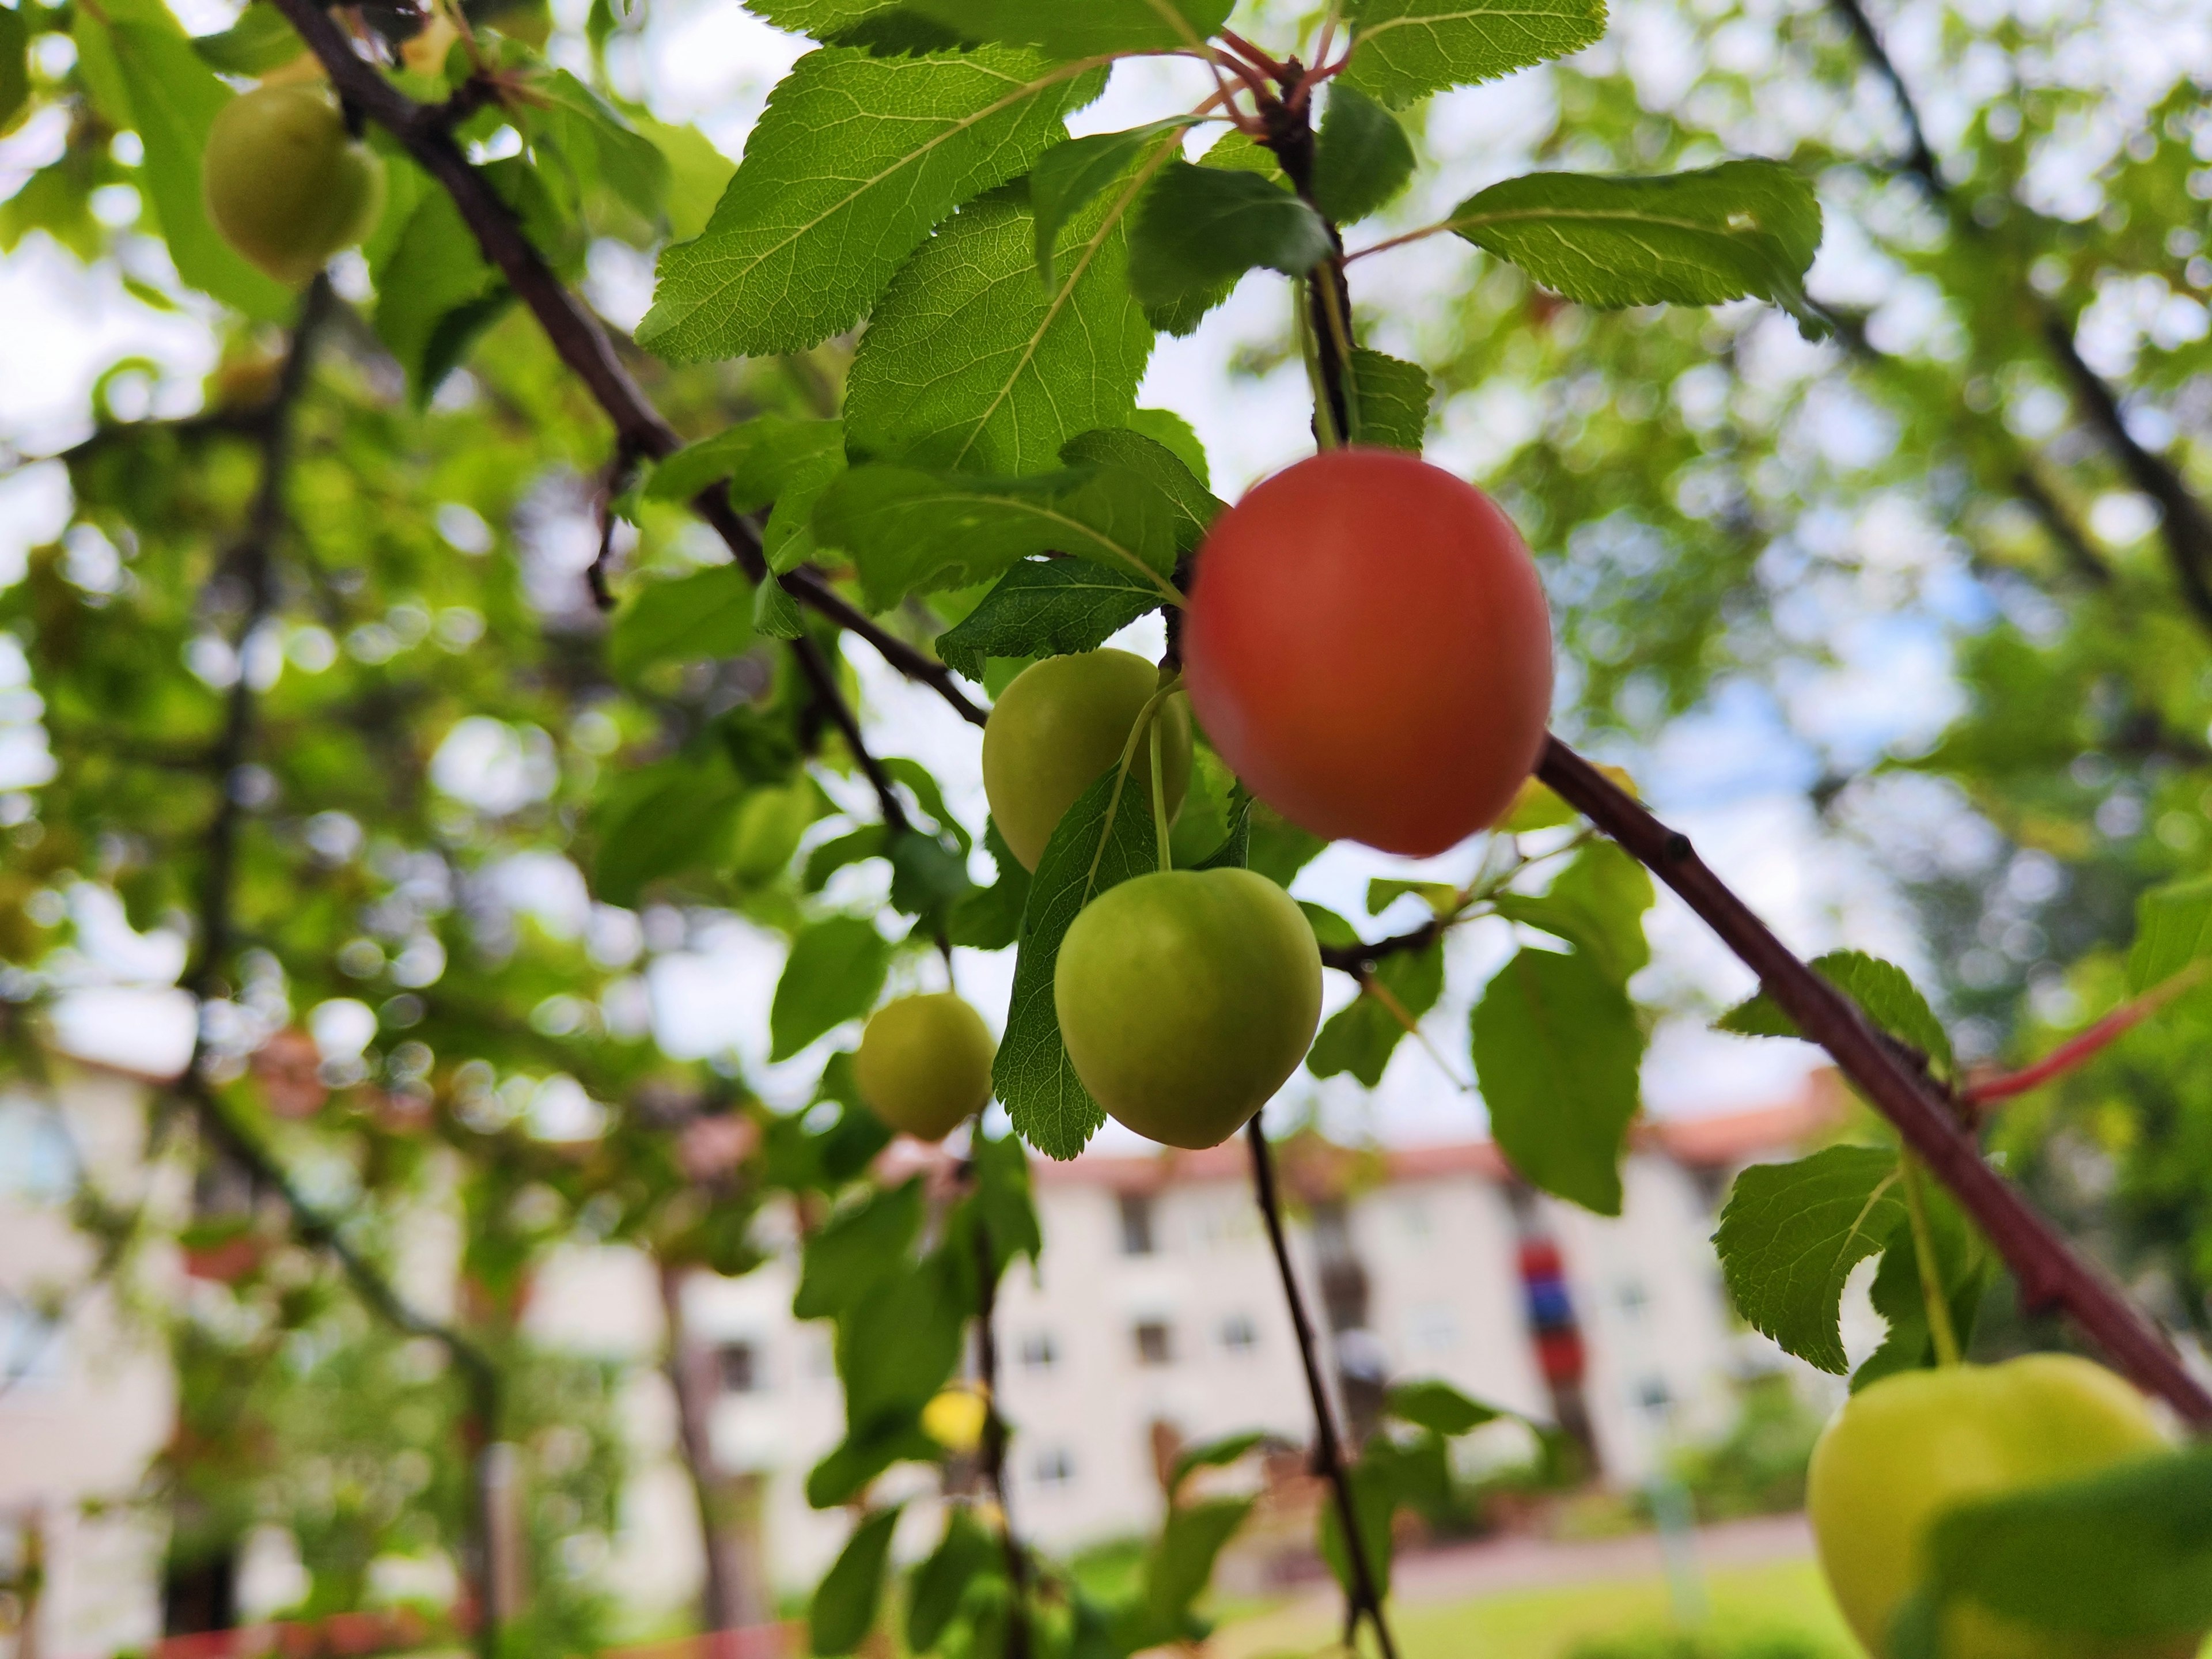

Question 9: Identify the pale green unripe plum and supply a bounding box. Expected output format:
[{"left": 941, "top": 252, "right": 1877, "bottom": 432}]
[
  {"left": 203, "top": 85, "right": 385, "bottom": 286},
  {"left": 1808, "top": 1354, "right": 2195, "bottom": 1659},
  {"left": 1054, "top": 869, "right": 1321, "bottom": 1149},
  {"left": 853, "top": 992, "right": 995, "bottom": 1142},
  {"left": 982, "top": 650, "right": 1191, "bottom": 872}
]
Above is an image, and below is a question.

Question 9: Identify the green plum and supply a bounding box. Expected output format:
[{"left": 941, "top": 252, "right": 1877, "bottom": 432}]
[
  {"left": 203, "top": 84, "right": 385, "bottom": 286},
  {"left": 1054, "top": 868, "right": 1321, "bottom": 1149},
  {"left": 1808, "top": 1353, "right": 2193, "bottom": 1659},
  {"left": 853, "top": 992, "right": 995, "bottom": 1142},
  {"left": 982, "top": 649, "right": 1191, "bottom": 872}
]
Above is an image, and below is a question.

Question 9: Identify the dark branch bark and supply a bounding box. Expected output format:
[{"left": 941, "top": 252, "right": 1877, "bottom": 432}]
[
  {"left": 658, "top": 1260, "right": 767, "bottom": 1634},
  {"left": 1318, "top": 916, "right": 1444, "bottom": 976},
  {"left": 791, "top": 634, "right": 911, "bottom": 835},
  {"left": 1245, "top": 1121, "right": 1401, "bottom": 1659},
  {"left": 263, "top": 0, "right": 988, "bottom": 728},
  {"left": 1536, "top": 737, "right": 2212, "bottom": 1426}
]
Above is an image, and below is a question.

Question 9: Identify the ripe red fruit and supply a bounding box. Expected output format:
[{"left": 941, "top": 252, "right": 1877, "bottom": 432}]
[{"left": 1183, "top": 449, "right": 1554, "bottom": 857}]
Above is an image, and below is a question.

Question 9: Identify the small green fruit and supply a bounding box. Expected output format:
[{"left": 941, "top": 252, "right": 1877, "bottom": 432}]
[
  {"left": 1808, "top": 1354, "right": 2191, "bottom": 1659},
  {"left": 853, "top": 992, "right": 995, "bottom": 1142},
  {"left": 203, "top": 84, "right": 385, "bottom": 286},
  {"left": 1054, "top": 868, "right": 1321, "bottom": 1149},
  {"left": 982, "top": 649, "right": 1191, "bottom": 873}
]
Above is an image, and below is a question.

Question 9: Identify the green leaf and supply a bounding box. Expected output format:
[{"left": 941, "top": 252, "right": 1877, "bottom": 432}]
[
  {"left": 1312, "top": 84, "right": 1415, "bottom": 224},
  {"left": 806, "top": 1414, "right": 938, "bottom": 1509},
  {"left": 1028, "top": 119, "right": 1198, "bottom": 283},
  {"left": 810, "top": 1504, "right": 905, "bottom": 1656},
  {"left": 811, "top": 464, "right": 1184, "bottom": 611},
  {"left": 935, "top": 558, "right": 1162, "bottom": 681},
  {"left": 2127, "top": 874, "right": 2212, "bottom": 993},
  {"left": 1300, "top": 903, "right": 1363, "bottom": 952},
  {"left": 1492, "top": 842, "right": 1653, "bottom": 986},
  {"left": 1126, "top": 407, "right": 1210, "bottom": 484},
  {"left": 1344, "top": 346, "right": 1431, "bottom": 452},
  {"left": 1058, "top": 426, "right": 1221, "bottom": 547},
  {"left": 906, "top": 0, "right": 1232, "bottom": 55},
  {"left": 755, "top": 577, "right": 806, "bottom": 638},
  {"left": 907, "top": 1506, "right": 997, "bottom": 1653},
  {"left": 1168, "top": 1430, "right": 1267, "bottom": 1495},
  {"left": 0, "top": 7, "right": 26, "bottom": 131},
  {"left": 1387, "top": 1377, "right": 1502, "bottom": 1435},
  {"left": 529, "top": 70, "right": 671, "bottom": 226},
  {"left": 1712, "top": 1145, "right": 1904, "bottom": 1374},
  {"left": 744, "top": 0, "right": 902, "bottom": 38},
  {"left": 609, "top": 565, "right": 755, "bottom": 680},
  {"left": 1472, "top": 946, "right": 1645, "bottom": 1214},
  {"left": 948, "top": 821, "right": 1033, "bottom": 950},
  {"left": 647, "top": 416, "right": 844, "bottom": 509},
  {"left": 889, "top": 828, "right": 975, "bottom": 920},
  {"left": 1128, "top": 160, "right": 1332, "bottom": 317},
  {"left": 771, "top": 916, "right": 895, "bottom": 1059},
  {"left": 638, "top": 46, "right": 1098, "bottom": 360},
  {"left": 838, "top": 1250, "right": 969, "bottom": 1424},
  {"left": 373, "top": 185, "right": 509, "bottom": 398},
  {"left": 994, "top": 763, "right": 1160, "bottom": 1158},
  {"left": 188, "top": 3, "right": 302, "bottom": 74},
  {"left": 1853, "top": 1186, "right": 1987, "bottom": 1392},
  {"left": 1142, "top": 1497, "right": 1253, "bottom": 1640},
  {"left": 635, "top": 115, "right": 737, "bottom": 241},
  {"left": 843, "top": 183, "right": 1153, "bottom": 475},
  {"left": 592, "top": 761, "right": 745, "bottom": 906},
  {"left": 1308, "top": 942, "right": 1445, "bottom": 1086},
  {"left": 1717, "top": 949, "right": 1952, "bottom": 1077},
  {"left": 1920, "top": 1447, "right": 2212, "bottom": 1639},
  {"left": 968, "top": 1124, "right": 1041, "bottom": 1267},
  {"left": 1342, "top": 0, "right": 1609, "bottom": 107},
  {"left": 796, "top": 1178, "right": 925, "bottom": 1319},
  {"left": 1443, "top": 161, "right": 1825, "bottom": 328},
  {"left": 93, "top": 13, "right": 293, "bottom": 319}
]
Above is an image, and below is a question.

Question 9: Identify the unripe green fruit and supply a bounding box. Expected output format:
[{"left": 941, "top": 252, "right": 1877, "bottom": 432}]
[
  {"left": 1055, "top": 869, "right": 1321, "bottom": 1149},
  {"left": 853, "top": 992, "right": 995, "bottom": 1142},
  {"left": 203, "top": 85, "right": 385, "bottom": 286},
  {"left": 982, "top": 650, "right": 1191, "bottom": 873},
  {"left": 1809, "top": 1354, "right": 2192, "bottom": 1659}
]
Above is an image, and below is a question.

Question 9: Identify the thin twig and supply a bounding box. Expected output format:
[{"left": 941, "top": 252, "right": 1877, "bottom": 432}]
[
  {"left": 1245, "top": 1120, "right": 1402, "bottom": 1659},
  {"left": 1535, "top": 737, "right": 2212, "bottom": 1425},
  {"left": 1961, "top": 964, "right": 2209, "bottom": 1107},
  {"left": 790, "top": 634, "right": 910, "bottom": 836}
]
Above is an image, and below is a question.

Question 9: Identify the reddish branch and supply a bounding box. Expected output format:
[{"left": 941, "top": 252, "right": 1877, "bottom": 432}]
[
  {"left": 1961, "top": 965, "right": 2207, "bottom": 1107},
  {"left": 1536, "top": 738, "right": 2212, "bottom": 1425}
]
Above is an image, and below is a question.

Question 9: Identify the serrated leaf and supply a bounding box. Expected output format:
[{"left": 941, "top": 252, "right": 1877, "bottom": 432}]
[
  {"left": 1713, "top": 1145, "right": 1903, "bottom": 1373},
  {"left": 609, "top": 565, "right": 755, "bottom": 680},
  {"left": 188, "top": 3, "right": 303, "bottom": 74},
  {"left": 1343, "top": 0, "right": 1608, "bottom": 107},
  {"left": 1312, "top": 84, "right": 1414, "bottom": 224},
  {"left": 1308, "top": 942, "right": 1444, "bottom": 1086},
  {"left": 935, "top": 558, "right": 1162, "bottom": 681},
  {"left": 1492, "top": 841, "right": 1652, "bottom": 986},
  {"left": 907, "top": 0, "right": 1232, "bottom": 57},
  {"left": 1128, "top": 160, "right": 1332, "bottom": 315},
  {"left": 94, "top": 13, "right": 293, "bottom": 319},
  {"left": 1345, "top": 346, "right": 1430, "bottom": 452},
  {"left": 1921, "top": 1448, "right": 2212, "bottom": 1640},
  {"left": 1472, "top": 946, "right": 1643, "bottom": 1214},
  {"left": 1387, "top": 1377, "right": 1502, "bottom": 1435},
  {"left": 1028, "top": 118, "right": 1197, "bottom": 283},
  {"left": 2127, "top": 874, "right": 2212, "bottom": 994},
  {"left": 994, "top": 763, "right": 1160, "bottom": 1157},
  {"left": 1126, "top": 407, "right": 1210, "bottom": 483},
  {"left": 744, "top": 0, "right": 900, "bottom": 37},
  {"left": 1197, "top": 127, "right": 1282, "bottom": 179},
  {"left": 907, "top": 1506, "right": 997, "bottom": 1653},
  {"left": 756, "top": 577, "right": 805, "bottom": 638},
  {"left": 1717, "top": 949, "right": 1952, "bottom": 1076},
  {"left": 812, "top": 463, "right": 1185, "bottom": 610},
  {"left": 639, "top": 46, "right": 1099, "bottom": 360},
  {"left": 810, "top": 1503, "right": 904, "bottom": 1656},
  {"left": 1058, "top": 427, "right": 1221, "bottom": 546},
  {"left": 771, "top": 916, "right": 894, "bottom": 1059},
  {"left": 1444, "top": 160, "right": 1824, "bottom": 327},
  {"left": 843, "top": 183, "right": 1153, "bottom": 474}
]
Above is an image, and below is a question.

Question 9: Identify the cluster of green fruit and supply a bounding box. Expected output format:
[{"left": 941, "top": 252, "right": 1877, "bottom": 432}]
[{"left": 855, "top": 452, "right": 1555, "bottom": 1152}]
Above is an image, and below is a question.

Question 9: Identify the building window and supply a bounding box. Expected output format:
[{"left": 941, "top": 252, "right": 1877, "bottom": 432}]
[
  {"left": 1019, "top": 1331, "right": 1059, "bottom": 1372},
  {"left": 715, "top": 1341, "right": 761, "bottom": 1394},
  {"left": 1032, "top": 1448, "right": 1074, "bottom": 1487},
  {"left": 1118, "top": 1193, "right": 1156, "bottom": 1256},
  {"left": 0, "top": 1296, "right": 62, "bottom": 1389},
  {"left": 1636, "top": 1375, "right": 1672, "bottom": 1415},
  {"left": 1399, "top": 1198, "right": 1433, "bottom": 1240},
  {"left": 1219, "top": 1314, "right": 1257, "bottom": 1355},
  {"left": 1133, "top": 1321, "right": 1173, "bottom": 1366},
  {"left": 1617, "top": 1279, "right": 1649, "bottom": 1319}
]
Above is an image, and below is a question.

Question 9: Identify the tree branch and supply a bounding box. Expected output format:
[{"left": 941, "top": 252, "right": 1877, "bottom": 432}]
[
  {"left": 1318, "top": 916, "right": 1444, "bottom": 975},
  {"left": 1535, "top": 736, "right": 2212, "bottom": 1425},
  {"left": 1245, "top": 1120, "right": 1402, "bottom": 1659},
  {"left": 790, "top": 634, "right": 910, "bottom": 836},
  {"left": 263, "top": 0, "right": 988, "bottom": 727}
]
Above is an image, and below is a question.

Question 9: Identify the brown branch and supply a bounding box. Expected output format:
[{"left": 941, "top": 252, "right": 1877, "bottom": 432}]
[
  {"left": 263, "top": 0, "right": 988, "bottom": 728},
  {"left": 790, "top": 634, "right": 911, "bottom": 835},
  {"left": 1317, "top": 916, "right": 1444, "bottom": 975},
  {"left": 1536, "top": 736, "right": 2212, "bottom": 1426},
  {"left": 1256, "top": 85, "right": 1353, "bottom": 443},
  {"left": 1245, "top": 1120, "right": 1401, "bottom": 1659}
]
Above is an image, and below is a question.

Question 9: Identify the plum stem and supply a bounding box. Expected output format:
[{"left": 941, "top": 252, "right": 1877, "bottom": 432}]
[{"left": 1899, "top": 1152, "right": 1963, "bottom": 1367}]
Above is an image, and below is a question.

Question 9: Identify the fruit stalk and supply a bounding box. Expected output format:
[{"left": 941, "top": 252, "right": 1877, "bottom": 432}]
[
  {"left": 1245, "top": 1121, "right": 1402, "bottom": 1659},
  {"left": 1535, "top": 737, "right": 2212, "bottom": 1425}
]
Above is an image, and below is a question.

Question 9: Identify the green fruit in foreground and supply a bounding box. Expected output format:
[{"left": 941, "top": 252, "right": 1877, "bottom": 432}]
[
  {"left": 1055, "top": 869, "right": 1321, "bottom": 1149},
  {"left": 1808, "top": 1354, "right": 2191, "bottom": 1659},
  {"left": 203, "top": 85, "right": 385, "bottom": 286},
  {"left": 982, "top": 649, "right": 1191, "bottom": 873},
  {"left": 853, "top": 992, "right": 995, "bottom": 1142}
]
